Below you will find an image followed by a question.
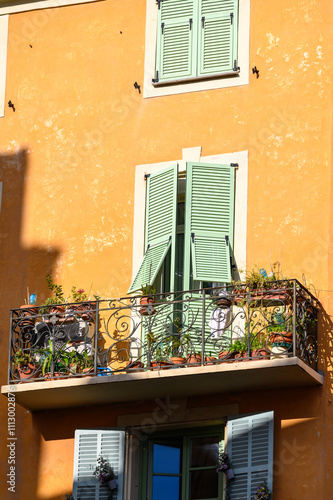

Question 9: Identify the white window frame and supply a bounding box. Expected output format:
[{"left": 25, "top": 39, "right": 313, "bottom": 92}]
[
  {"left": 143, "top": 0, "right": 250, "bottom": 99},
  {"left": 131, "top": 148, "right": 248, "bottom": 288}
]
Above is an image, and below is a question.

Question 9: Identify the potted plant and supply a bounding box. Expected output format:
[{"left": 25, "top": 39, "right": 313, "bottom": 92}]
[
  {"left": 147, "top": 331, "right": 169, "bottom": 369},
  {"left": 37, "top": 339, "right": 70, "bottom": 379},
  {"left": 139, "top": 284, "right": 156, "bottom": 316},
  {"left": 216, "top": 451, "right": 234, "bottom": 480},
  {"left": 42, "top": 274, "right": 66, "bottom": 318},
  {"left": 67, "top": 286, "right": 97, "bottom": 322},
  {"left": 93, "top": 456, "right": 117, "bottom": 492},
  {"left": 168, "top": 318, "right": 187, "bottom": 365},
  {"left": 251, "top": 338, "right": 270, "bottom": 360},
  {"left": 254, "top": 482, "right": 272, "bottom": 500},
  {"left": 12, "top": 349, "right": 36, "bottom": 380},
  {"left": 230, "top": 339, "right": 249, "bottom": 360}
]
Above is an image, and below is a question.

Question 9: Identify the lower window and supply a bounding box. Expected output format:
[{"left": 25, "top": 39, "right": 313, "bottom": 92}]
[{"left": 141, "top": 426, "right": 224, "bottom": 500}]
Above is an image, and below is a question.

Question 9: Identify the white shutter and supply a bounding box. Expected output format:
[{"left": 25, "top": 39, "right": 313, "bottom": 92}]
[
  {"left": 73, "top": 429, "right": 125, "bottom": 500},
  {"left": 227, "top": 412, "right": 274, "bottom": 500}
]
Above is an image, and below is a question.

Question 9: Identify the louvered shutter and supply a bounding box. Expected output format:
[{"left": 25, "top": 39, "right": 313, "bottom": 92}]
[
  {"left": 227, "top": 412, "right": 274, "bottom": 500},
  {"left": 185, "top": 162, "right": 235, "bottom": 283},
  {"left": 128, "top": 164, "right": 178, "bottom": 293},
  {"left": 198, "top": 0, "right": 238, "bottom": 76},
  {"left": 155, "top": 0, "right": 197, "bottom": 83},
  {"left": 73, "top": 429, "right": 125, "bottom": 500}
]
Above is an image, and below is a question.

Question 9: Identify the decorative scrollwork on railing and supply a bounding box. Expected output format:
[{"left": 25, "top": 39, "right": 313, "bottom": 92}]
[{"left": 8, "top": 280, "right": 319, "bottom": 383}]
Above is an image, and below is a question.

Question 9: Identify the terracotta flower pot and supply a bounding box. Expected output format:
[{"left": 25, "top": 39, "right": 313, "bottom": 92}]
[
  {"left": 170, "top": 356, "right": 186, "bottom": 365},
  {"left": 150, "top": 361, "right": 169, "bottom": 370},
  {"left": 71, "top": 302, "right": 96, "bottom": 322},
  {"left": 218, "top": 351, "right": 235, "bottom": 362},
  {"left": 271, "top": 331, "right": 293, "bottom": 345},
  {"left": 187, "top": 354, "right": 201, "bottom": 365},
  {"left": 139, "top": 296, "right": 156, "bottom": 316},
  {"left": 251, "top": 348, "right": 270, "bottom": 360},
  {"left": 18, "top": 363, "right": 36, "bottom": 380},
  {"left": 18, "top": 305, "right": 38, "bottom": 328},
  {"left": 204, "top": 356, "right": 217, "bottom": 365},
  {"left": 127, "top": 361, "right": 144, "bottom": 371}
]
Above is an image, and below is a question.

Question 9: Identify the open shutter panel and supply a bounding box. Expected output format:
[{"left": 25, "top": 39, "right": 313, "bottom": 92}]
[
  {"left": 128, "top": 240, "right": 172, "bottom": 294},
  {"left": 128, "top": 164, "right": 178, "bottom": 293},
  {"left": 155, "top": 0, "right": 196, "bottom": 82},
  {"left": 198, "top": 0, "right": 238, "bottom": 76},
  {"left": 186, "top": 163, "right": 235, "bottom": 283},
  {"left": 227, "top": 412, "right": 274, "bottom": 500},
  {"left": 73, "top": 429, "right": 125, "bottom": 500}
]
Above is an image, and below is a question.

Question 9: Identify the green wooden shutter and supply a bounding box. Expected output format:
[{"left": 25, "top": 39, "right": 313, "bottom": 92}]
[
  {"left": 198, "top": 0, "right": 238, "bottom": 76},
  {"left": 184, "top": 162, "right": 235, "bottom": 284},
  {"left": 73, "top": 429, "right": 125, "bottom": 500},
  {"left": 128, "top": 164, "right": 178, "bottom": 293},
  {"left": 155, "top": 0, "right": 197, "bottom": 83},
  {"left": 227, "top": 412, "right": 274, "bottom": 500}
]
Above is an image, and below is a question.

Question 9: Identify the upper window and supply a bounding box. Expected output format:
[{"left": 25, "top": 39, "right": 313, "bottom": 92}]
[
  {"left": 128, "top": 162, "right": 235, "bottom": 294},
  {"left": 153, "top": 0, "right": 239, "bottom": 85},
  {"left": 143, "top": 0, "right": 250, "bottom": 98}
]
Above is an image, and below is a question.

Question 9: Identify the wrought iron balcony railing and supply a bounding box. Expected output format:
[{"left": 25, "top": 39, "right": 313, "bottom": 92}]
[{"left": 8, "top": 279, "right": 319, "bottom": 384}]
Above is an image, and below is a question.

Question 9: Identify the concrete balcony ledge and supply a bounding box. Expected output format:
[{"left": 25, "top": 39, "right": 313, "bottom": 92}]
[{"left": 1, "top": 357, "right": 323, "bottom": 412}]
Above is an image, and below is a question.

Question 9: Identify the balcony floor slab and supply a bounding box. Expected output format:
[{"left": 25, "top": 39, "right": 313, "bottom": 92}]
[{"left": 1, "top": 357, "right": 323, "bottom": 412}]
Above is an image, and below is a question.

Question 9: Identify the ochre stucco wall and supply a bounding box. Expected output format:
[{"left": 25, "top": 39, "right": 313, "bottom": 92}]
[{"left": 0, "top": 0, "right": 333, "bottom": 498}]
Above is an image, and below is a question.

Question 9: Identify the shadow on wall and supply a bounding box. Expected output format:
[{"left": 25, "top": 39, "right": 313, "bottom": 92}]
[
  {"left": 317, "top": 303, "right": 333, "bottom": 393},
  {"left": 0, "top": 148, "right": 61, "bottom": 500}
]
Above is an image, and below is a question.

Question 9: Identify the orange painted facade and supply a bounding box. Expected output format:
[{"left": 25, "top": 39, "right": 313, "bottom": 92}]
[{"left": 0, "top": 0, "right": 332, "bottom": 499}]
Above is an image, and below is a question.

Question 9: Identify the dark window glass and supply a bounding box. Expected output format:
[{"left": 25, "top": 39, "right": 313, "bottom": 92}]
[
  {"left": 190, "top": 469, "right": 219, "bottom": 500},
  {"left": 190, "top": 436, "right": 219, "bottom": 468}
]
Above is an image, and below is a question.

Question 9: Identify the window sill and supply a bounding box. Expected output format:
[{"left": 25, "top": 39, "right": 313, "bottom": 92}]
[{"left": 152, "top": 70, "right": 240, "bottom": 88}]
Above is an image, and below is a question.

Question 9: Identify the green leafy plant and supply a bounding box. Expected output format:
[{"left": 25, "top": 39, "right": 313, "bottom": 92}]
[
  {"left": 230, "top": 339, "right": 248, "bottom": 353},
  {"left": 37, "top": 339, "right": 70, "bottom": 375},
  {"left": 44, "top": 274, "right": 65, "bottom": 305},
  {"left": 12, "top": 349, "right": 34, "bottom": 367},
  {"left": 140, "top": 284, "right": 156, "bottom": 296},
  {"left": 70, "top": 286, "right": 88, "bottom": 302}
]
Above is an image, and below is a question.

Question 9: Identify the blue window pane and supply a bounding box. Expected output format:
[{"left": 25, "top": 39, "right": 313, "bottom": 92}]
[
  {"left": 152, "top": 476, "right": 180, "bottom": 500},
  {"left": 153, "top": 443, "right": 182, "bottom": 474}
]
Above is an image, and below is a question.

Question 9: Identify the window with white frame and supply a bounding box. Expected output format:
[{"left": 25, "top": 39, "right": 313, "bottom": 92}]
[
  {"left": 143, "top": 0, "right": 250, "bottom": 98},
  {"left": 129, "top": 149, "right": 248, "bottom": 295},
  {"left": 128, "top": 161, "right": 235, "bottom": 295}
]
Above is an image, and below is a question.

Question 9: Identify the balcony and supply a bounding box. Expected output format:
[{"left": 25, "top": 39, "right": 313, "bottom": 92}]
[{"left": 1, "top": 280, "right": 323, "bottom": 411}]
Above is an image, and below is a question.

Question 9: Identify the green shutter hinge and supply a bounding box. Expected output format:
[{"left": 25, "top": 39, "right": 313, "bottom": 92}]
[
  {"left": 230, "top": 13, "right": 234, "bottom": 25},
  {"left": 144, "top": 174, "right": 151, "bottom": 180},
  {"left": 191, "top": 233, "right": 195, "bottom": 243},
  {"left": 161, "top": 22, "right": 165, "bottom": 34},
  {"left": 152, "top": 71, "right": 159, "bottom": 83},
  {"left": 233, "top": 60, "right": 240, "bottom": 72},
  {"left": 189, "top": 18, "right": 193, "bottom": 30},
  {"left": 230, "top": 163, "right": 239, "bottom": 169},
  {"left": 225, "top": 235, "right": 229, "bottom": 246},
  {"left": 157, "top": 0, "right": 163, "bottom": 9}
]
